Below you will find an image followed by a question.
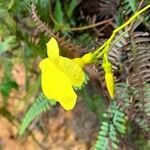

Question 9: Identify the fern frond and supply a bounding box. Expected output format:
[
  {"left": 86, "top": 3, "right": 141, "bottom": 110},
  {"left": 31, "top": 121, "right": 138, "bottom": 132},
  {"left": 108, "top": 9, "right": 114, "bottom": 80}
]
[
  {"left": 125, "top": 32, "right": 150, "bottom": 86},
  {"left": 19, "top": 93, "right": 56, "bottom": 136},
  {"left": 97, "top": 29, "right": 150, "bottom": 98},
  {"left": 95, "top": 83, "right": 132, "bottom": 150},
  {"left": 95, "top": 102, "right": 127, "bottom": 150},
  {"left": 31, "top": 4, "right": 85, "bottom": 58},
  {"left": 12, "top": 0, "right": 36, "bottom": 14},
  {"left": 132, "top": 84, "right": 150, "bottom": 138},
  {"left": 143, "top": 84, "right": 150, "bottom": 118},
  {"left": 109, "top": 31, "right": 150, "bottom": 141},
  {"left": 95, "top": 121, "right": 119, "bottom": 150}
]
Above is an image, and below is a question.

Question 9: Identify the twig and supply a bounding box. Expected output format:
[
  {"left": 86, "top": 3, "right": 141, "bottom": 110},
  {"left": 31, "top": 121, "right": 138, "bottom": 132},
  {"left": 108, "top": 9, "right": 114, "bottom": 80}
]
[{"left": 63, "top": 18, "right": 113, "bottom": 31}]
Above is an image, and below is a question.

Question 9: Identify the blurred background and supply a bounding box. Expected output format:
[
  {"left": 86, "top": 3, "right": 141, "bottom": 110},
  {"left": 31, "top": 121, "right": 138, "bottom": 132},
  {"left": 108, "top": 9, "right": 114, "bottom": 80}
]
[{"left": 0, "top": 0, "right": 150, "bottom": 149}]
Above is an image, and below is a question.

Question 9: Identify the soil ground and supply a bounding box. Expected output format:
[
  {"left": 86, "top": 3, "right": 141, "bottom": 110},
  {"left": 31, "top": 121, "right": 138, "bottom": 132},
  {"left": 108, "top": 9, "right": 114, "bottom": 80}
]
[{"left": 0, "top": 63, "right": 99, "bottom": 150}]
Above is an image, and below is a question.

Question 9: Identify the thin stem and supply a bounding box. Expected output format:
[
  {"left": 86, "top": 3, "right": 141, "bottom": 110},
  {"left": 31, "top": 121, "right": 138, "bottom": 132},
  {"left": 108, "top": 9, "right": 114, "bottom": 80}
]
[
  {"left": 49, "top": 1, "right": 112, "bottom": 32},
  {"left": 93, "top": 4, "right": 150, "bottom": 59},
  {"left": 114, "top": 4, "right": 150, "bottom": 33},
  {"left": 63, "top": 18, "right": 113, "bottom": 31}
]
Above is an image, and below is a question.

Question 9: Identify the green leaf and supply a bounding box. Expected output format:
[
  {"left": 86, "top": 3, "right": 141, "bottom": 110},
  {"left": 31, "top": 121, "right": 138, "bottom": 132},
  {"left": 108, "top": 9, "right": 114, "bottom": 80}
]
[
  {"left": 0, "top": 36, "right": 16, "bottom": 55},
  {"left": 0, "top": 80, "right": 18, "bottom": 97},
  {"left": 125, "top": 0, "right": 137, "bottom": 12},
  {"left": 54, "top": 0, "right": 63, "bottom": 24},
  {"left": 67, "top": 0, "right": 78, "bottom": 18},
  {"left": 0, "top": 59, "right": 18, "bottom": 97}
]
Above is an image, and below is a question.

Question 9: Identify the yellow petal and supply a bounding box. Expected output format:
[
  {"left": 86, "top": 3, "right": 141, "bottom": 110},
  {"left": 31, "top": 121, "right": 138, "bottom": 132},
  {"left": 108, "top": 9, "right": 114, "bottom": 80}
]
[
  {"left": 102, "top": 62, "right": 114, "bottom": 98},
  {"left": 54, "top": 56, "right": 85, "bottom": 87},
  {"left": 39, "top": 58, "right": 77, "bottom": 110},
  {"left": 59, "top": 97, "right": 76, "bottom": 111},
  {"left": 72, "top": 58, "right": 84, "bottom": 68},
  {"left": 47, "top": 37, "right": 59, "bottom": 59}
]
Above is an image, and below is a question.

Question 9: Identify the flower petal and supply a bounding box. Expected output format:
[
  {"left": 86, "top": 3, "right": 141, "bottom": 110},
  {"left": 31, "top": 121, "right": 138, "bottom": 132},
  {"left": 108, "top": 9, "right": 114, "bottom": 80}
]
[
  {"left": 47, "top": 37, "right": 59, "bottom": 59},
  {"left": 72, "top": 58, "right": 84, "bottom": 68},
  {"left": 59, "top": 97, "right": 76, "bottom": 111},
  {"left": 39, "top": 58, "right": 77, "bottom": 110},
  {"left": 54, "top": 56, "right": 85, "bottom": 87}
]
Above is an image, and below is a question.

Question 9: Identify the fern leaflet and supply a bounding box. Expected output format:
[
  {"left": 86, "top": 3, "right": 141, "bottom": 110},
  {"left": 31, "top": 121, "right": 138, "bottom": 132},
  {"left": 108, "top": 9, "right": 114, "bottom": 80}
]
[{"left": 19, "top": 92, "right": 56, "bottom": 136}]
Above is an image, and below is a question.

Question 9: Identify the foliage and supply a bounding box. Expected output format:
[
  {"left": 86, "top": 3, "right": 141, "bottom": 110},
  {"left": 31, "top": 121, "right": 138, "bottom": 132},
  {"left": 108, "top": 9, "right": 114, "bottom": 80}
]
[
  {"left": 0, "top": 59, "right": 18, "bottom": 99},
  {"left": 95, "top": 83, "right": 129, "bottom": 150},
  {"left": 0, "top": 0, "right": 150, "bottom": 149},
  {"left": 19, "top": 93, "right": 56, "bottom": 136}
]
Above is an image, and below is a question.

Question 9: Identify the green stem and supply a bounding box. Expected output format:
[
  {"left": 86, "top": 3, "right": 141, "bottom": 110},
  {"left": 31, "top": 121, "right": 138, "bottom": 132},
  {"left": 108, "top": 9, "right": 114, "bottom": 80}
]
[{"left": 93, "top": 4, "right": 150, "bottom": 59}]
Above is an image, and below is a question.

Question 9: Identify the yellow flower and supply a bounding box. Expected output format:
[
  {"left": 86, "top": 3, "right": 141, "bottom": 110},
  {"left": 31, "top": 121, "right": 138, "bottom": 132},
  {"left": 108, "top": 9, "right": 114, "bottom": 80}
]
[
  {"left": 39, "top": 37, "right": 93, "bottom": 110},
  {"left": 102, "top": 62, "right": 114, "bottom": 98}
]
